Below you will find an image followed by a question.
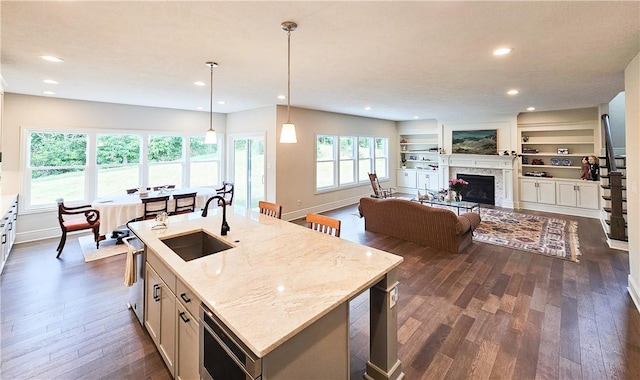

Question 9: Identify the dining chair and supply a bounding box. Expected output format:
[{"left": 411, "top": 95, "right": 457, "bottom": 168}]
[
  {"left": 258, "top": 201, "right": 282, "bottom": 219},
  {"left": 126, "top": 188, "right": 139, "bottom": 195},
  {"left": 368, "top": 172, "right": 395, "bottom": 199},
  {"left": 172, "top": 192, "right": 197, "bottom": 215},
  {"left": 215, "top": 181, "right": 234, "bottom": 206},
  {"left": 140, "top": 195, "right": 170, "bottom": 220},
  {"left": 305, "top": 213, "right": 341, "bottom": 237},
  {"left": 56, "top": 198, "right": 101, "bottom": 257}
]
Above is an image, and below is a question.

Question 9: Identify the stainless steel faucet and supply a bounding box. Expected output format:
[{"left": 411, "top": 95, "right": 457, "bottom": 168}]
[{"left": 201, "top": 195, "right": 230, "bottom": 236}]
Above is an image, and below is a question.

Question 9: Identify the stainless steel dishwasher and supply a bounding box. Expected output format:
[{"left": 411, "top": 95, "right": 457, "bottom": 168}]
[{"left": 124, "top": 235, "right": 145, "bottom": 325}]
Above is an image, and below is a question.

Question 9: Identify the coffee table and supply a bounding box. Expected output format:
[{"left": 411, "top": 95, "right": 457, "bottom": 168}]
[{"left": 412, "top": 198, "right": 481, "bottom": 215}]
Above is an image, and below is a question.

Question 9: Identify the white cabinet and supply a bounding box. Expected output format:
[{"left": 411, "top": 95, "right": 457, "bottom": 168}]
[
  {"left": 176, "top": 302, "right": 199, "bottom": 380},
  {"left": 146, "top": 252, "right": 202, "bottom": 380},
  {"left": 556, "top": 181, "right": 599, "bottom": 209},
  {"left": 417, "top": 171, "right": 439, "bottom": 191},
  {"left": 1, "top": 195, "right": 18, "bottom": 275},
  {"left": 520, "top": 178, "right": 556, "bottom": 204},
  {"left": 145, "top": 256, "right": 176, "bottom": 375},
  {"left": 397, "top": 169, "right": 417, "bottom": 188}
]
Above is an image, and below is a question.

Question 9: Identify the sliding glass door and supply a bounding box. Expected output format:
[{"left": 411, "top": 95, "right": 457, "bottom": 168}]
[{"left": 229, "top": 134, "right": 265, "bottom": 209}]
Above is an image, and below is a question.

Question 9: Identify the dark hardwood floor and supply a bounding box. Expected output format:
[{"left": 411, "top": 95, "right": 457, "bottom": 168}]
[{"left": 2, "top": 204, "right": 639, "bottom": 379}]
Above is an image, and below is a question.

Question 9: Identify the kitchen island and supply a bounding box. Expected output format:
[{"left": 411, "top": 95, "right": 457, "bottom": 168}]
[{"left": 129, "top": 207, "right": 404, "bottom": 379}]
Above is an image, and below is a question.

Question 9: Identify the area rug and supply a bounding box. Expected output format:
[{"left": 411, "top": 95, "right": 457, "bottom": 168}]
[
  {"left": 79, "top": 235, "right": 128, "bottom": 262},
  {"left": 473, "top": 209, "right": 581, "bottom": 262}
]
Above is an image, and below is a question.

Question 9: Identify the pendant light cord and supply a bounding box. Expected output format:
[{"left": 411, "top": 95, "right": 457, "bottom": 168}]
[
  {"left": 210, "top": 63, "right": 214, "bottom": 131},
  {"left": 286, "top": 28, "right": 292, "bottom": 124}
]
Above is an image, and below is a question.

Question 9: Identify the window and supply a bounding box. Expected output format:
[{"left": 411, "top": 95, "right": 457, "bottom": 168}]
[
  {"left": 189, "top": 136, "right": 220, "bottom": 187},
  {"left": 22, "top": 129, "right": 222, "bottom": 211},
  {"left": 315, "top": 134, "right": 389, "bottom": 192},
  {"left": 28, "top": 132, "right": 88, "bottom": 207},
  {"left": 96, "top": 134, "right": 141, "bottom": 198},
  {"left": 148, "top": 135, "right": 184, "bottom": 188},
  {"left": 316, "top": 135, "right": 336, "bottom": 189}
]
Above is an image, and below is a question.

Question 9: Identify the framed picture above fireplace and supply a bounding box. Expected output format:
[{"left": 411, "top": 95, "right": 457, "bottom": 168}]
[{"left": 451, "top": 129, "right": 497, "bottom": 155}]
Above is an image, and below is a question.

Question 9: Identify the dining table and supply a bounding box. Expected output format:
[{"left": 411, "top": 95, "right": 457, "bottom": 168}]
[{"left": 91, "top": 187, "right": 217, "bottom": 236}]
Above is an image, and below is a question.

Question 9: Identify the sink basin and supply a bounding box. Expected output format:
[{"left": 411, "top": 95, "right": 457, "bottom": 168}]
[{"left": 161, "top": 231, "right": 234, "bottom": 262}]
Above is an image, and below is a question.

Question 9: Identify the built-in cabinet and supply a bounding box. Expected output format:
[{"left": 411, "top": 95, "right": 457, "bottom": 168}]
[
  {"left": 1, "top": 195, "right": 18, "bottom": 275},
  {"left": 145, "top": 249, "right": 200, "bottom": 379},
  {"left": 517, "top": 109, "right": 601, "bottom": 217}
]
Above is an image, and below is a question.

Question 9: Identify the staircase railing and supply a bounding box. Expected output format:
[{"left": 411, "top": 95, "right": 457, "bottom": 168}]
[{"left": 601, "top": 114, "right": 626, "bottom": 240}]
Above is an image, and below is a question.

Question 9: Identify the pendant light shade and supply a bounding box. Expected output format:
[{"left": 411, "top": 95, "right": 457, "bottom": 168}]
[
  {"left": 204, "top": 61, "right": 218, "bottom": 145},
  {"left": 280, "top": 21, "right": 298, "bottom": 143}
]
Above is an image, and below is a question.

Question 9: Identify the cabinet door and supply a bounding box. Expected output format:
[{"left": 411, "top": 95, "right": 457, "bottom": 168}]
[
  {"left": 145, "top": 264, "right": 162, "bottom": 345},
  {"left": 176, "top": 302, "right": 200, "bottom": 380},
  {"left": 159, "top": 282, "right": 176, "bottom": 375},
  {"left": 556, "top": 182, "right": 577, "bottom": 207},
  {"left": 576, "top": 182, "right": 599, "bottom": 209},
  {"left": 537, "top": 181, "right": 556, "bottom": 204},
  {"left": 417, "top": 172, "right": 438, "bottom": 191},
  {"left": 396, "top": 170, "right": 416, "bottom": 188},
  {"left": 520, "top": 179, "right": 539, "bottom": 203}
]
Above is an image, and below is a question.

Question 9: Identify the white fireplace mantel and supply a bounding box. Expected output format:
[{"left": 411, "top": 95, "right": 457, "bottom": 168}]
[
  {"left": 439, "top": 154, "right": 517, "bottom": 208},
  {"left": 439, "top": 154, "right": 517, "bottom": 169}
]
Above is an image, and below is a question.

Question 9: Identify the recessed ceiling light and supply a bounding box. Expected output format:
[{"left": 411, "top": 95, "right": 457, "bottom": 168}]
[
  {"left": 413, "top": 116, "right": 420, "bottom": 119},
  {"left": 526, "top": 107, "right": 536, "bottom": 111},
  {"left": 40, "top": 55, "right": 64, "bottom": 63},
  {"left": 493, "top": 47, "right": 513, "bottom": 56},
  {"left": 194, "top": 81, "right": 206, "bottom": 86},
  {"left": 42, "top": 91, "right": 56, "bottom": 95},
  {"left": 277, "top": 95, "right": 286, "bottom": 100},
  {"left": 196, "top": 106, "right": 203, "bottom": 110},
  {"left": 43, "top": 79, "right": 59, "bottom": 84},
  {"left": 217, "top": 100, "right": 225, "bottom": 105},
  {"left": 507, "top": 89, "right": 519, "bottom": 95},
  {"left": 364, "top": 106, "right": 371, "bottom": 111}
]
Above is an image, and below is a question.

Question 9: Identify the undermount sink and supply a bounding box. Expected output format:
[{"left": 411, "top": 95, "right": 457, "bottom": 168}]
[{"left": 161, "top": 231, "right": 234, "bottom": 262}]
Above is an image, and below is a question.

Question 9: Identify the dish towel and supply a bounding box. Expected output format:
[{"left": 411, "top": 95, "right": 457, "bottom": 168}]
[{"left": 123, "top": 243, "right": 137, "bottom": 287}]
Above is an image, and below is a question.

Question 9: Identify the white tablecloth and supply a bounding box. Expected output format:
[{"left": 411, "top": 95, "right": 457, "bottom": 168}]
[{"left": 91, "top": 187, "right": 216, "bottom": 236}]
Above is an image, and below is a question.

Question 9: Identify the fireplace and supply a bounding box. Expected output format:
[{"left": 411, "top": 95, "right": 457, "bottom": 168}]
[{"left": 457, "top": 174, "right": 495, "bottom": 205}]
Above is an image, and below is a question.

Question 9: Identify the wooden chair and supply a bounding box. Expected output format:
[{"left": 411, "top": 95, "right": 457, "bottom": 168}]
[
  {"left": 258, "top": 201, "right": 282, "bottom": 219},
  {"left": 56, "top": 198, "right": 101, "bottom": 257},
  {"left": 368, "top": 172, "right": 395, "bottom": 198},
  {"left": 140, "top": 195, "right": 170, "bottom": 220},
  {"left": 306, "top": 213, "right": 341, "bottom": 237},
  {"left": 216, "top": 181, "right": 234, "bottom": 206},
  {"left": 126, "top": 188, "right": 139, "bottom": 195},
  {"left": 172, "top": 192, "right": 197, "bottom": 215}
]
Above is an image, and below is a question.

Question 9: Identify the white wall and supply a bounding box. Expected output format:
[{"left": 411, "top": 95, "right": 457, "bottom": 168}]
[
  {"left": 275, "top": 106, "right": 397, "bottom": 220},
  {"left": 2, "top": 93, "right": 226, "bottom": 242},
  {"left": 625, "top": 53, "right": 640, "bottom": 312},
  {"left": 609, "top": 92, "right": 626, "bottom": 156}
]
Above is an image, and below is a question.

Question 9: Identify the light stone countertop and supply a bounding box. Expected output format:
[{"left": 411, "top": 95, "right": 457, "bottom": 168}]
[{"left": 128, "top": 207, "right": 403, "bottom": 358}]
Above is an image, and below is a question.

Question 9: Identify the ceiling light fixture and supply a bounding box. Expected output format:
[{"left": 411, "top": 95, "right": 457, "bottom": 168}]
[
  {"left": 40, "top": 55, "right": 64, "bottom": 63},
  {"left": 280, "top": 21, "right": 298, "bottom": 143},
  {"left": 42, "top": 91, "right": 56, "bottom": 95},
  {"left": 194, "top": 81, "right": 206, "bottom": 86},
  {"left": 526, "top": 107, "right": 536, "bottom": 111},
  {"left": 507, "top": 89, "right": 519, "bottom": 95},
  {"left": 204, "top": 61, "right": 218, "bottom": 145},
  {"left": 43, "top": 79, "right": 59, "bottom": 84},
  {"left": 493, "top": 47, "right": 513, "bottom": 56}
]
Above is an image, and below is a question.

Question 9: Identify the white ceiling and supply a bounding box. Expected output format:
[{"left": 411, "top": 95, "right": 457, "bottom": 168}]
[{"left": 2, "top": 1, "right": 639, "bottom": 121}]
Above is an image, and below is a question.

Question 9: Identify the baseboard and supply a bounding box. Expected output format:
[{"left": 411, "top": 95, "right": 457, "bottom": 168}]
[
  {"left": 282, "top": 194, "right": 368, "bottom": 221},
  {"left": 517, "top": 202, "right": 601, "bottom": 219},
  {"left": 15, "top": 227, "right": 87, "bottom": 245},
  {"left": 628, "top": 275, "right": 640, "bottom": 314}
]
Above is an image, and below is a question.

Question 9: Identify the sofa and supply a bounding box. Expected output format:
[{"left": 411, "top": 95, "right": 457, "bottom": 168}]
[{"left": 358, "top": 197, "right": 481, "bottom": 254}]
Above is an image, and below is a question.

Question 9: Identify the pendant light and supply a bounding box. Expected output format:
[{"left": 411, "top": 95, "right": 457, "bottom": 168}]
[
  {"left": 204, "top": 61, "right": 218, "bottom": 144},
  {"left": 280, "top": 21, "right": 298, "bottom": 143}
]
